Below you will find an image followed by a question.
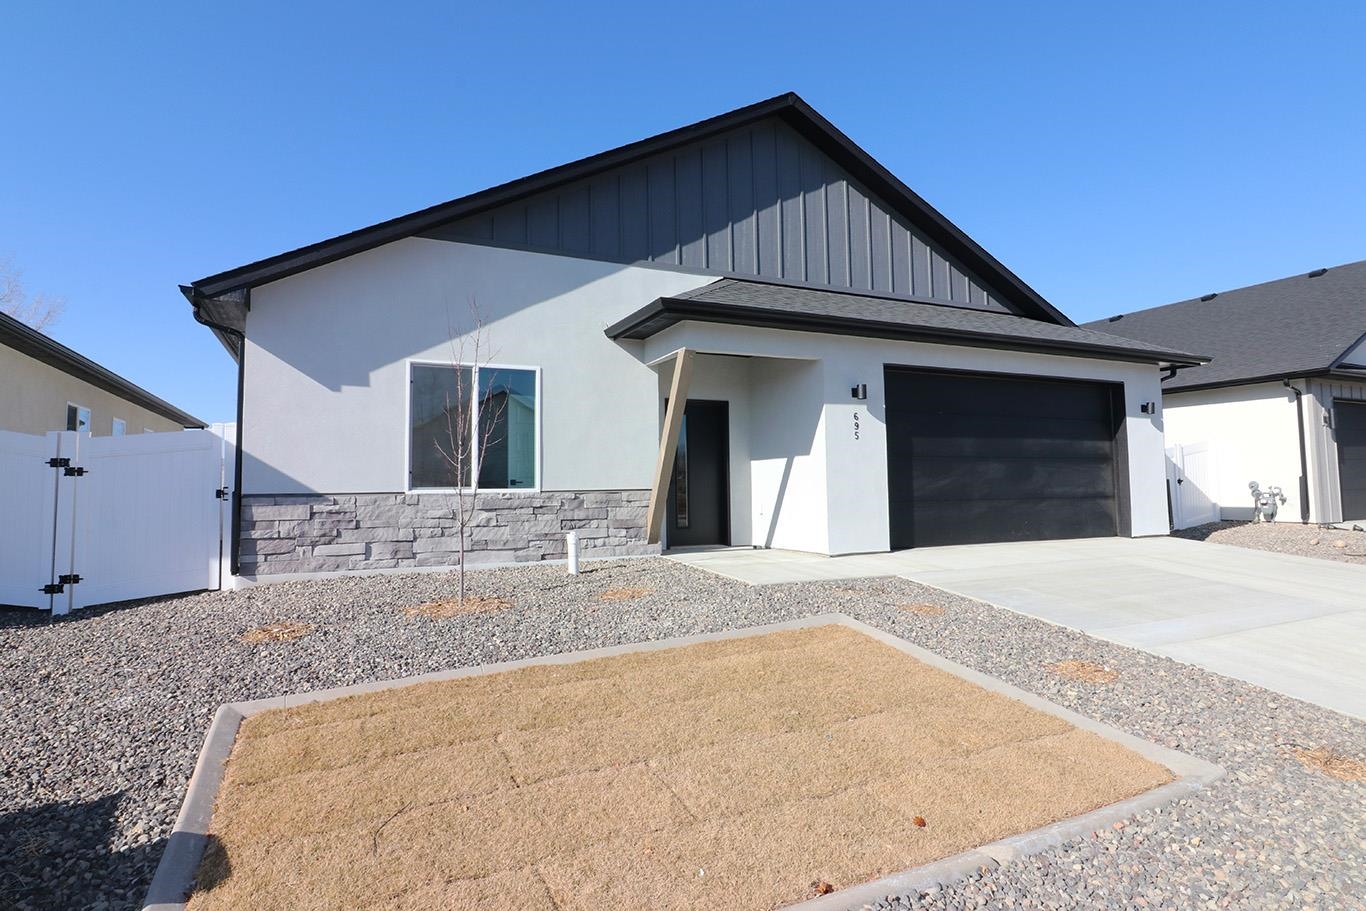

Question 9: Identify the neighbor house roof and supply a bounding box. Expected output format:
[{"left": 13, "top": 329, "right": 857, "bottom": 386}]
[
  {"left": 607, "top": 278, "right": 1207, "bottom": 366},
  {"left": 1083, "top": 260, "right": 1366, "bottom": 391},
  {"left": 184, "top": 92, "right": 1074, "bottom": 359},
  {"left": 0, "top": 310, "right": 205, "bottom": 428}
]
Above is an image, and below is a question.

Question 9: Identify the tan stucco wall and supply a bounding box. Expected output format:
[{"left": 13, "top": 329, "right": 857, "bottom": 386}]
[{"left": 0, "top": 344, "right": 188, "bottom": 436}]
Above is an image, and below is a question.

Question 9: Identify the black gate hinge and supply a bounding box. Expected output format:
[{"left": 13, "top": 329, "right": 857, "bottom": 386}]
[
  {"left": 215, "top": 487, "right": 230, "bottom": 499},
  {"left": 59, "top": 574, "right": 82, "bottom": 585},
  {"left": 41, "top": 582, "right": 64, "bottom": 595},
  {"left": 47, "top": 457, "right": 70, "bottom": 468},
  {"left": 63, "top": 466, "right": 87, "bottom": 477}
]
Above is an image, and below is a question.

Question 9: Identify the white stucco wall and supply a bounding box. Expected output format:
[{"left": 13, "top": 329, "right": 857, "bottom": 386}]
[
  {"left": 245, "top": 237, "right": 1173, "bottom": 554},
  {"left": 1162, "top": 382, "right": 1304, "bottom": 521},
  {"left": 243, "top": 238, "right": 712, "bottom": 494}
]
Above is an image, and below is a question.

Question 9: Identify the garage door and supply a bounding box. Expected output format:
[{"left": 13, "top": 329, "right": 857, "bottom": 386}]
[
  {"left": 1336, "top": 400, "right": 1366, "bottom": 520},
  {"left": 885, "top": 368, "right": 1123, "bottom": 548}
]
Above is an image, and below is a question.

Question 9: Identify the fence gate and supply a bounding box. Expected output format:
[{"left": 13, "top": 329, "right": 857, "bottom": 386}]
[
  {"left": 0, "top": 426, "right": 233, "bottom": 615},
  {"left": 1166, "top": 442, "right": 1219, "bottom": 530}
]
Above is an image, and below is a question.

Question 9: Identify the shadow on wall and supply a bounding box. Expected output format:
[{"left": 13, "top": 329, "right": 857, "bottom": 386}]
[
  {"left": 0, "top": 793, "right": 168, "bottom": 910},
  {"left": 248, "top": 241, "right": 625, "bottom": 394},
  {"left": 748, "top": 358, "right": 824, "bottom": 548}
]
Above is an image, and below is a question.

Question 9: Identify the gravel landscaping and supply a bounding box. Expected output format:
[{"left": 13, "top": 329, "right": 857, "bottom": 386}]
[
  {"left": 1, "top": 558, "right": 1363, "bottom": 911},
  {"left": 1172, "top": 520, "right": 1366, "bottom": 565}
]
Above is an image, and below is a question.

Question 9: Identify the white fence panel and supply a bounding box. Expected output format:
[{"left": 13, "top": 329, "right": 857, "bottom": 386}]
[
  {"left": 0, "top": 430, "right": 59, "bottom": 608},
  {"left": 61, "top": 429, "right": 225, "bottom": 613},
  {"left": 1167, "top": 442, "right": 1219, "bottom": 530}
]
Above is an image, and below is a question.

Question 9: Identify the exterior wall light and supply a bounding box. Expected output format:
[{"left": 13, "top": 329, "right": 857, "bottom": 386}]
[
  {"left": 851, "top": 383, "right": 867, "bottom": 400},
  {"left": 1140, "top": 402, "right": 1157, "bottom": 414}
]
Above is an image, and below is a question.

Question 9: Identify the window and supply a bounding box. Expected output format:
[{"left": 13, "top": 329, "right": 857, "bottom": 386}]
[
  {"left": 112, "top": 418, "right": 126, "bottom": 436},
  {"left": 409, "top": 363, "right": 538, "bottom": 490},
  {"left": 66, "top": 403, "right": 90, "bottom": 432}
]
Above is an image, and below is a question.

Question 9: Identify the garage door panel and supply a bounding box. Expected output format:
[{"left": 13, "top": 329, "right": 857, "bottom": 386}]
[
  {"left": 891, "top": 374, "right": 1114, "bottom": 420},
  {"left": 896, "top": 497, "right": 1119, "bottom": 545},
  {"left": 1337, "top": 401, "right": 1366, "bottom": 519},
  {"left": 885, "top": 367, "right": 1122, "bottom": 549},
  {"left": 904, "top": 457, "right": 1116, "bottom": 501}
]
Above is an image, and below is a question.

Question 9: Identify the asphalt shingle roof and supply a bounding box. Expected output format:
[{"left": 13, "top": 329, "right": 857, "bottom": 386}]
[
  {"left": 1083, "top": 260, "right": 1366, "bottom": 390},
  {"left": 608, "top": 279, "right": 1206, "bottom": 365}
]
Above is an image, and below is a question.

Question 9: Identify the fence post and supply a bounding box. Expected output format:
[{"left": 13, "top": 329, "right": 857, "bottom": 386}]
[{"left": 48, "top": 431, "right": 80, "bottom": 616}]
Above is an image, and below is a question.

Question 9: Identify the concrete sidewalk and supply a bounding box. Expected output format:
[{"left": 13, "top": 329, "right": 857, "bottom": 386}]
[{"left": 668, "top": 537, "right": 1366, "bottom": 719}]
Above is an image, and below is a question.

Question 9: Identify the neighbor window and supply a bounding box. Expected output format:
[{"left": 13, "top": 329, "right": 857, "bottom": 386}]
[
  {"left": 409, "top": 363, "right": 538, "bottom": 490},
  {"left": 111, "top": 418, "right": 126, "bottom": 436},
  {"left": 66, "top": 403, "right": 90, "bottom": 432}
]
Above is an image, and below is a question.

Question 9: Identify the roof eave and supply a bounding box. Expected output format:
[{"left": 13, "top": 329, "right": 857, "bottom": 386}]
[
  {"left": 186, "top": 93, "right": 1068, "bottom": 326},
  {"left": 606, "top": 298, "right": 1207, "bottom": 367},
  {"left": 0, "top": 311, "right": 207, "bottom": 428}
]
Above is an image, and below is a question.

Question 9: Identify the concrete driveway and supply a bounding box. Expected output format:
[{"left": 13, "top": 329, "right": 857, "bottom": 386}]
[{"left": 669, "top": 537, "right": 1366, "bottom": 719}]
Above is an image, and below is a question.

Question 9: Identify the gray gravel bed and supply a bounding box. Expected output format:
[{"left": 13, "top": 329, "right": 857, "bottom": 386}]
[
  {"left": 1172, "top": 520, "right": 1366, "bottom": 565},
  {"left": 1, "top": 559, "right": 1362, "bottom": 911}
]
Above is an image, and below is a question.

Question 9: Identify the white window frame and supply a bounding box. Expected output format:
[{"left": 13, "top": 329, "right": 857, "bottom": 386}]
[
  {"left": 404, "top": 359, "right": 542, "bottom": 494},
  {"left": 111, "top": 418, "right": 126, "bottom": 436},
  {"left": 66, "top": 402, "right": 91, "bottom": 433}
]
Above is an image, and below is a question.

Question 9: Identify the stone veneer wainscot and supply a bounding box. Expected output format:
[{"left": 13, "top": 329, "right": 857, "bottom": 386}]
[{"left": 239, "top": 491, "right": 654, "bottom": 575}]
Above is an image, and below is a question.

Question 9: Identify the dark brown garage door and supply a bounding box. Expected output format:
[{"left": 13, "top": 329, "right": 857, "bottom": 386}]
[
  {"left": 1336, "top": 400, "right": 1366, "bottom": 520},
  {"left": 885, "top": 367, "right": 1125, "bottom": 548}
]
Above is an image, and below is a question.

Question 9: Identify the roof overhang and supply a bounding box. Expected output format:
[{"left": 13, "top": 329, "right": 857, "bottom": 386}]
[
  {"left": 1161, "top": 368, "right": 1366, "bottom": 394},
  {"left": 182, "top": 93, "right": 1072, "bottom": 327},
  {"left": 607, "top": 297, "right": 1209, "bottom": 368},
  {"left": 0, "top": 311, "right": 206, "bottom": 428}
]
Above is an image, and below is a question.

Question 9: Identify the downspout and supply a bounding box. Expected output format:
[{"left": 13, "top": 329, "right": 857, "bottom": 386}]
[
  {"left": 185, "top": 288, "right": 248, "bottom": 576},
  {"left": 1283, "top": 379, "right": 1311, "bottom": 524}
]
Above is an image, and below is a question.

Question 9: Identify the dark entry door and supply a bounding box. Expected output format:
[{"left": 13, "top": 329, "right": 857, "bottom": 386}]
[
  {"left": 885, "top": 367, "right": 1122, "bottom": 548},
  {"left": 667, "top": 400, "right": 729, "bottom": 547},
  {"left": 1336, "top": 400, "right": 1366, "bottom": 520}
]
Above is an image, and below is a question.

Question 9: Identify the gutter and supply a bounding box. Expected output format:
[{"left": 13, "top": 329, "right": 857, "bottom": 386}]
[
  {"left": 1283, "top": 379, "right": 1312, "bottom": 524},
  {"left": 184, "top": 286, "right": 248, "bottom": 576}
]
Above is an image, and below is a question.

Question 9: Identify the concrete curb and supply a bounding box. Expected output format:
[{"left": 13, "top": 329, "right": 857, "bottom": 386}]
[{"left": 142, "top": 613, "right": 1224, "bottom": 911}]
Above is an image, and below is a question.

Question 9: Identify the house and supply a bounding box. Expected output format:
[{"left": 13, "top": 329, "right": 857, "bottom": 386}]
[
  {"left": 182, "top": 93, "right": 1204, "bottom": 578},
  {"left": 1085, "top": 261, "right": 1366, "bottom": 524},
  {"left": 0, "top": 309, "right": 204, "bottom": 436}
]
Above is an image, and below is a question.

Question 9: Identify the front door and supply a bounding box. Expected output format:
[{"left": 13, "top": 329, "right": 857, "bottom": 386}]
[{"left": 667, "top": 400, "right": 729, "bottom": 547}]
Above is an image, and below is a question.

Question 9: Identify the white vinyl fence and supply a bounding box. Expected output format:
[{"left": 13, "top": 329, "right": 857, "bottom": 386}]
[
  {"left": 1166, "top": 442, "right": 1219, "bottom": 530},
  {"left": 0, "top": 425, "right": 234, "bottom": 614}
]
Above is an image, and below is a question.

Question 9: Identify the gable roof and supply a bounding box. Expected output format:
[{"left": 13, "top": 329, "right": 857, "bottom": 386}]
[
  {"left": 1084, "top": 260, "right": 1366, "bottom": 391},
  {"left": 0, "top": 310, "right": 205, "bottom": 428},
  {"left": 184, "top": 93, "right": 1073, "bottom": 358},
  {"left": 608, "top": 278, "right": 1206, "bottom": 366}
]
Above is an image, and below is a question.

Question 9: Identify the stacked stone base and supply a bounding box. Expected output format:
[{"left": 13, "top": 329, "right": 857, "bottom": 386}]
[{"left": 239, "top": 491, "right": 654, "bottom": 576}]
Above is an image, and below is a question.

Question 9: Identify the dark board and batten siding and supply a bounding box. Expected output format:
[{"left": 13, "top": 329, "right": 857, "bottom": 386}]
[{"left": 424, "top": 120, "right": 1013, "bottom": 313}]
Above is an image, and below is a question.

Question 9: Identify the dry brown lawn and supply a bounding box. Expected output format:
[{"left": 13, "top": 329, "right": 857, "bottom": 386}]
[
  {"left": 1291, "top": 745, "right": 1366, "bottom": 782},
  {"left": 403, "top": 596, "right": 513, "bottom": 619},
  {"left": 188, "top": 625, "right": 1172, "bottom": 911},
  {"left": 1047, "top": 659, "right": 1120, "bottom": 685},
  {"left": 239, "top": 621, "right": 313, "bottom": 644},
  {"left": 598, "top": 587, "right": 653, "bottom": 602}
]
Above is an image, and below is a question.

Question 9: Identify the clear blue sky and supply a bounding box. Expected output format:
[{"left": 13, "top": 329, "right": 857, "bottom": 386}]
[{"left": 4, "top": 2, "right": 1364, "bottom": 422}]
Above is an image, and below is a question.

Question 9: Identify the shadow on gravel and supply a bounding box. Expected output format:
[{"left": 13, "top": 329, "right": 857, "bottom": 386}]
[
  {"left": 0, "top": 589, "right": 210, "bottom": 631},
  {"left": 0, "top": 793, "right": 165, "bottom": 911}
]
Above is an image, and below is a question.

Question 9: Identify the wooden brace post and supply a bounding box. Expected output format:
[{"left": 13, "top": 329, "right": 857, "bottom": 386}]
[{"left": 645, "top": 349, "right": 695, "bottom": 545}]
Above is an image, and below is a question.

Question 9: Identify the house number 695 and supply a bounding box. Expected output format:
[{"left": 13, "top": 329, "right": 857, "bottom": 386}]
[{"left": 853, "top": 412, "right": 861, "bottom": 440}]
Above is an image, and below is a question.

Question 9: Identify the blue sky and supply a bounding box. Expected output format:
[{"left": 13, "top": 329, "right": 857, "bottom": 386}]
[{"left": 4, "top": 2, "right": 1364, "bottom": 421}]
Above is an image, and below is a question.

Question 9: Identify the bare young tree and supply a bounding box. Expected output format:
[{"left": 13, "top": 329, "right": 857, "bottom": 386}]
[
  {"left": 0, "top": 255, "right": 66, "bottom": 331},
  {"left": 432, "top": 301, "right": 506, "bottom": 607}
]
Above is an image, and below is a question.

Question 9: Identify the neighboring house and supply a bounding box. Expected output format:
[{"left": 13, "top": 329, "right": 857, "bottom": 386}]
[
  {"left": 182, "top": 93, "right": 1204, "bottom": 579},
  {"left": 1085, "top": 261, "right": 1366, "bottom": 524},
  {"left": 0, "top": 310, "right": 204, "bottom": 436}
]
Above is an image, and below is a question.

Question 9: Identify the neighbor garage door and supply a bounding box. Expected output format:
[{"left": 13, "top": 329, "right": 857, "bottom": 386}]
[
  {"left": 1335, "top": 400, "right": 1366, "bottom": 520},
  {"left": 885, "top": 367, "right": 1123, "bottom": 548}
]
